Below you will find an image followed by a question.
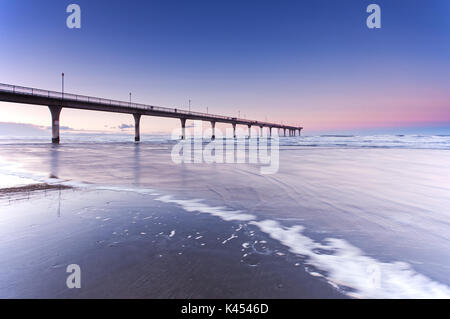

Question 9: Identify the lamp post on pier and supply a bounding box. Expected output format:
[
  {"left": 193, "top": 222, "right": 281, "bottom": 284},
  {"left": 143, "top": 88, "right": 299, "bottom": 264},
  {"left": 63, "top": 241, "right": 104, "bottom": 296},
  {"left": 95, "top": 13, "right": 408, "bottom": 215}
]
[{"left": 61, "top": 73, "right": 64, "bottom": 98}]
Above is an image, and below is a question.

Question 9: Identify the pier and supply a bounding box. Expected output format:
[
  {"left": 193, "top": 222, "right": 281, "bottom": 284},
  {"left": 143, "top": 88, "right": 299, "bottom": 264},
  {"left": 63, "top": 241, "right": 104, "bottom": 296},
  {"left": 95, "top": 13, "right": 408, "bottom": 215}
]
[{"left": 0, "top": 83, "right": 303, "bottom": 143}]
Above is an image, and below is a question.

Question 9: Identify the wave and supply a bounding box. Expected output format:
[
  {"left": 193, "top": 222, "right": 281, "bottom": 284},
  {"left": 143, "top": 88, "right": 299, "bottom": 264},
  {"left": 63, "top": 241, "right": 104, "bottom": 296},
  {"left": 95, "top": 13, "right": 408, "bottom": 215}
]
[
  {"left": 320, "top": 135, "right": 355, "bottom": 138},
  {"left": 1, "top": 159, "right": 449, "bottom": 298},
  {"left": 151, "top": 194, "right": 450, "bottom": 298},
  {"left": 1, "top": 134, "right": 450, "bottom": 150}
]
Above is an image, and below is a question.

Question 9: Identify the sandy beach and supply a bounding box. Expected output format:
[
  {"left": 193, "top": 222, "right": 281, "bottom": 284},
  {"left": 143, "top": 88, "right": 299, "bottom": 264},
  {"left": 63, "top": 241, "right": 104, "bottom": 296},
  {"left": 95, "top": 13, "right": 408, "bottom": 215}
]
[
  {"left": 0, "top": 135, "right": 449, "bottom": 298},
  {"left": 0, "top": 184, "right": 347, "bottom": 298}
]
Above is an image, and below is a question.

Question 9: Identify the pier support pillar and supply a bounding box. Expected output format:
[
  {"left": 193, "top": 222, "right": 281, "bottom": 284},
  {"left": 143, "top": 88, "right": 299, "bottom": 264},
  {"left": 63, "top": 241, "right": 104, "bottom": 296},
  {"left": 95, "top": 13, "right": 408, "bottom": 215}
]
[
  {"left": 284, "top": 128, "right": 286, "bottom": 137},
  {"left": 248, "top": 125, "right": 251, "bottom": 139},
  {"left": 49, "top": 106, "right": 62, "bottom": 144},
  {"left": 269, "top": 127, "right": 272, "bottom": 137},
  {"left": 133, "top": 114, "right": 141, "bottom": 142},
  {"left": 211, "top": 121, "right": 216, "bottom": 140},
  {"left": 180, "top": 118, "right": 186, "bottom": 140},
  {"left": 299, "top": 128, "right": 302, "bottom": 136},
  {"left": 260, "top": 126, "right": 263, "bottom": 137},
  {"left": 232, "top": 123, "right": 237, "bottom": 139}
]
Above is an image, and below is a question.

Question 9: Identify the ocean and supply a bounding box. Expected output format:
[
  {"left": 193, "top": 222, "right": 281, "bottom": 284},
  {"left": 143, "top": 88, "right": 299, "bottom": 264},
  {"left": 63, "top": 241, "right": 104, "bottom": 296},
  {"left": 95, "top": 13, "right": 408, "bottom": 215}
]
[{"left": 0, "top": 133, "right": 449, "bottom": 298}]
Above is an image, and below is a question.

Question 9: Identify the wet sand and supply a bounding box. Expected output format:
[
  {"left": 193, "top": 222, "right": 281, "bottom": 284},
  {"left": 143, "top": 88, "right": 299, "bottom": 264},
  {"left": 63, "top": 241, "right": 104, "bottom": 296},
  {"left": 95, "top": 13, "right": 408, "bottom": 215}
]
[
  {"left": 0, "top": 183, "right": 71, "bottom": 196},
  {"left": 0, "top": 186, "right": 345, "bottom": 298},
  {"left": 0, "top": 139, "right": 449, "bottom": 298}
]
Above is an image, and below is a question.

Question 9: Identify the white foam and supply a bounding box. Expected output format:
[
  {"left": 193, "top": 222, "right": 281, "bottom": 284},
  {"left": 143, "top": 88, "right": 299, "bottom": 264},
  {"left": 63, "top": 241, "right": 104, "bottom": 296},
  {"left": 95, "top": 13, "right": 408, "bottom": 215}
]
[
  {"left": 0, "top": 157, "right": 47, "bottom": 187},
  {"left": 156, "top": 195, "right": 256, "bottom": 221},
  {"left": 151, "top": 193, "right": 450, "bottom": 298},
  {"left": 0, "top": 172, "right": 37, "bottom": 188},
  {"left": 222, "top": 234, "right": 237, "bottom": 244},
  {"left": 251, "top": 220, "right": 450, "bottom": 298},
  {"left": 2, "top": 157, "right": 449, "bottom": 298}
]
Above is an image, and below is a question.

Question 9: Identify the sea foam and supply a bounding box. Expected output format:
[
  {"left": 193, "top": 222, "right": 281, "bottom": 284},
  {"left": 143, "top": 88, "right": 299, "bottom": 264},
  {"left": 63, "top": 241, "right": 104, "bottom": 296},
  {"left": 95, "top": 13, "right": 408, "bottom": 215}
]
[
  {"left": 153, "top": 194, "right": 450, "bottom": 298},
  {"left": 1, "top": 158, "right": 449, "bottom": 298}
]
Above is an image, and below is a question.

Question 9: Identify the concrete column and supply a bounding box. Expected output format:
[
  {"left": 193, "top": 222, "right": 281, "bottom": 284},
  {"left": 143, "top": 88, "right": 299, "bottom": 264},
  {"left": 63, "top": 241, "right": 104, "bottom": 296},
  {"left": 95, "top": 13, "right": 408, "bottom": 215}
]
[
  {"left": 269, "top": 127, "right": 272, "bottom": 137},
  {"left": 133, "top": 114, "right": 141, "bottom": 142},
  {"left": 49, "top": 106, "right": 62, "bottom": 144},
  {"left": 259, "top": 126, "right": 263, "bottom": 137},
  {"left": 248, "top": 125, "right": 251, "bottom": 138},
  {"left": 232, "top": 123, "right": 237, "bottom": 139},
  {"left": 180, "top": 118, "right": 186, "bottom": 140},
  {"left": 299, "top": 128, "right": 302, "bottom": 136},
  {"left": 211, "top": 121, "right": 216, "bottom": 140},
  {"left": 284, "top": 128, "right": 286, "bottom": 137}
]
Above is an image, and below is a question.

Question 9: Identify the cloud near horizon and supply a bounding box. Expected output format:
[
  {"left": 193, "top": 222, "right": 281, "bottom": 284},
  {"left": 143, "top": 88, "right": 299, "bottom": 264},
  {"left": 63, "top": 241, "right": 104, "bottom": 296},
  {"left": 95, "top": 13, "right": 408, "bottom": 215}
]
[{"left": 117, "top": 124, "right": 134, "bottom": 130}]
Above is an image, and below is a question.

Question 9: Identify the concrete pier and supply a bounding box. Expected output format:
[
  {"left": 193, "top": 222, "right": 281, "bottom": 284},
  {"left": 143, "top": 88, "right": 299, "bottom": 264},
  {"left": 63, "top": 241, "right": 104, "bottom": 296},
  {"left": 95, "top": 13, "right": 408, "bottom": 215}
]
[
  {"left": 49, "top": 106, "right": 62, "bottom": 144},
  {"left": 211, "top": 121, "right": 216, "bottom": 140},
  {"left": 180, "top": 118, "right": 186, "bottom": 140},
  {"left": 248, "top": 125, "right": 251, "bottom": 138},
  {"left": 0, "top": 83, "right": 303, "bottom": 143},
  {"left": 133, "top": 114, "right": 141, "bottom": 142}
]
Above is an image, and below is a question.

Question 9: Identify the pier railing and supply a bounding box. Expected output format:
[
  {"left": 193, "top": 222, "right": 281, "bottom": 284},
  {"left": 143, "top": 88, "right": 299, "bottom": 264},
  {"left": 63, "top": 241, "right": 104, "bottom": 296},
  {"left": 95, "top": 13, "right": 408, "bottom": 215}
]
[{"left": 0, "top": 83, "right": 278, "bottom": 125}]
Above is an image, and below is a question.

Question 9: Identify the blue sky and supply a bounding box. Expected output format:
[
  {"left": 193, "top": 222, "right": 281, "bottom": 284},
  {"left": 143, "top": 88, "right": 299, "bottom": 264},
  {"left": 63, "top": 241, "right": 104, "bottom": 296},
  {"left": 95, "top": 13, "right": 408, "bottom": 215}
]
[{"left": 0, "top": 0, "right": 449, "bottom": 134}]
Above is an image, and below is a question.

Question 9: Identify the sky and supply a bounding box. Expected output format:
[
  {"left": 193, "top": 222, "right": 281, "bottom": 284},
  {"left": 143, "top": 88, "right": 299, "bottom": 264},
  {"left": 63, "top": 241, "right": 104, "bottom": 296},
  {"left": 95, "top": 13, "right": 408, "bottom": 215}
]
[{"left": 0, "top": 0, "right": 449, "bottom": 134}]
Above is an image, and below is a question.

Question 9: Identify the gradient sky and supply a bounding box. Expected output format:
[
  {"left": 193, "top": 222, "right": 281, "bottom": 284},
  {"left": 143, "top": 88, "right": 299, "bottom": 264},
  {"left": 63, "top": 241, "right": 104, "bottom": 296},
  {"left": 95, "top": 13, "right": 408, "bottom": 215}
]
[{"left": 0, "top": 0, "right": 449, "bottom": 134}]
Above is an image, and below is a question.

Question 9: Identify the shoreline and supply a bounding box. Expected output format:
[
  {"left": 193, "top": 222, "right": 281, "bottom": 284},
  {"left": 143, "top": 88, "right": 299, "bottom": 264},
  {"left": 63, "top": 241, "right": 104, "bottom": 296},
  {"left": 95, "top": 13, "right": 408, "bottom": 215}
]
[
  {"left": 0, "top": 183, "right": 72, "bottom": 196},
  {"left": 0, "top": 186, "right": 346, "bottom": 298},
  {"left": 0, "top": 143, "right": 449, "bottom": 298}
]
